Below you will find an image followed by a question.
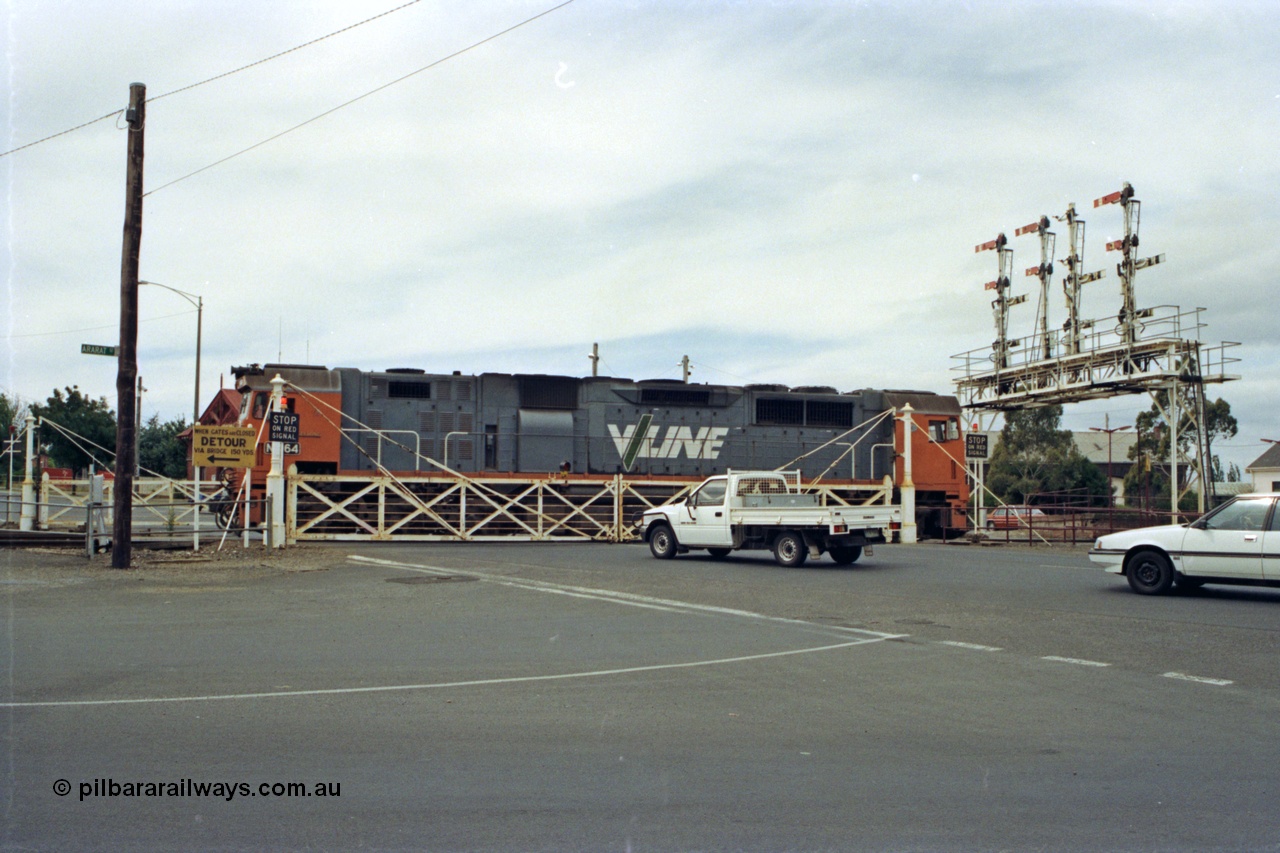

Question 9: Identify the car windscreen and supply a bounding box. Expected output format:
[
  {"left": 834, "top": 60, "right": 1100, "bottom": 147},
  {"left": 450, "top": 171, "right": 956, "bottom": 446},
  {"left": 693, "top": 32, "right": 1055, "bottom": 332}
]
[{"left": 1196, "top": 497, "right": 1274, "bottom": 531}]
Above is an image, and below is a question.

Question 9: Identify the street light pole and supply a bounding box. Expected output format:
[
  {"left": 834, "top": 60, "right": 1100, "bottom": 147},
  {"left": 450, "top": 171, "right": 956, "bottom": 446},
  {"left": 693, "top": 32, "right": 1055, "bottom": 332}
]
[
  {"left": 1090, "top": 416, "right": 1132, "bottom": 508},
  {"left": 138, "top": 280, "right": 205, "bottom": 548}
]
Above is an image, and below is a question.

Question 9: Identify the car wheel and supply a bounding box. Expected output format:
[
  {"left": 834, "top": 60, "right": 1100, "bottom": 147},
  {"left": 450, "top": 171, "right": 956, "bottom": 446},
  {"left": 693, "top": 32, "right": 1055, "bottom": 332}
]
[
  {"left": 648, "top": 524, "right": 678, "bottom": 560},
  {"left": 829, "top": 545, "right": 862, "bottom": 565},
  {"left": 707, "top": 548, "right": 731, "bottom": 558},
  {"left": 985, "top": 521, "right": 995, "bottom": 531},
  {"left": 772, "top": 531, "right": 807, "bottom": 567},
  {"left": 1126, "top": 549, "right": 1175, "bottom": 595}
]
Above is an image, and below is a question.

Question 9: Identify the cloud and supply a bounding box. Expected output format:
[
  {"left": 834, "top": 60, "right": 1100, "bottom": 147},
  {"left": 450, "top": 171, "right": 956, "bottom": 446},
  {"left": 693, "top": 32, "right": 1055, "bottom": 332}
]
[{"left": 3, "top": 0, "right": 1275, "bottom": 475}]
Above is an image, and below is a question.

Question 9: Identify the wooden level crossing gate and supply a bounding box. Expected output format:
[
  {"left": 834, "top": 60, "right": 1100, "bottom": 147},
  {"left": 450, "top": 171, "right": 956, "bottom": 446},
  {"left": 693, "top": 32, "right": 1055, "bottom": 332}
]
[{"left": 288, "top": 473, "right": 894, "bottom": 543}]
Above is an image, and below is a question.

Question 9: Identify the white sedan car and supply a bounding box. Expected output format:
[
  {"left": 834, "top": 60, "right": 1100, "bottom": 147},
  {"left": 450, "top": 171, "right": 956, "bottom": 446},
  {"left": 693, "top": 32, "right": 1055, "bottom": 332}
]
[{"left": 1089, "top": 493, "right": 1280, "bottom": 595}]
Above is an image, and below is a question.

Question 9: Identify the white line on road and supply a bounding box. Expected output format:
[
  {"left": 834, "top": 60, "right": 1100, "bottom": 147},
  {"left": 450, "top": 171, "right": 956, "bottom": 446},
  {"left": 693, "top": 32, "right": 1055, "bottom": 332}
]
[
  {"left": 0, "top": 638, "right": 888, "bottom": 709},
  {"left": 1163, "top": 672, "right": 1233, "bottom": 686},
  {"left": 1042, "top": 656, "right": 1111, "bottom": 667},
  {"left": 348, "top": 555, "right": 906, "bottom": 640},
  {"left": 937, "top": 641, "right": 1003, "bottom": 652}
]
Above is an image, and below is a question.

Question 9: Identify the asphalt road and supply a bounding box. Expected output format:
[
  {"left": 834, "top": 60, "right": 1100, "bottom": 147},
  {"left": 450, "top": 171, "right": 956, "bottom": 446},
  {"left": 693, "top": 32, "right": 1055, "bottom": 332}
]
[{"left": 3, "top": 540, "right": 1279, "bottom": 851}]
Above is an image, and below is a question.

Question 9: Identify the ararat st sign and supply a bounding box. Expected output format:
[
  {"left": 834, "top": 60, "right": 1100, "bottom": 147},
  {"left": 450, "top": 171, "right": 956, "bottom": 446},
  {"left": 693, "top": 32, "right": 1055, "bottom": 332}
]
[{"left": 191, "top": 425, "right": 256, "bottom": 468}]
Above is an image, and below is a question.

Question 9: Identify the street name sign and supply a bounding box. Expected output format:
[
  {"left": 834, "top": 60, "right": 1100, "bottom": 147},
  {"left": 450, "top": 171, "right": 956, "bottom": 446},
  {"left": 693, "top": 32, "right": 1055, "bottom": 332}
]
[
  {"left": 81, "top": 343, "right": 117, "bottom": 356},
  {"left": 191, "top": 425, "right": 256, "bottom": 468}
]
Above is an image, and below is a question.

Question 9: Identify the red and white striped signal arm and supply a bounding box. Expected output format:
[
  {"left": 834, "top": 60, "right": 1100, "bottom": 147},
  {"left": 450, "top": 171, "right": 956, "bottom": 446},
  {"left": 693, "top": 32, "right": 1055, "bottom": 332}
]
[
  {"left": 1094, "top": 183, "right": 1135, "bottom": 208},
  {"left": 1014, "top": 221, "right": 1040, "bottom": 237},
  {"left": 974, "top": 233, "right": 1007, "bottom": 253},
  {"left": 984, "top": 280, "right": 998, "bottom": 291},
  {"left": 1106, "top": 239, "right": 1125, "bottom": 252},
  {"left": 1024, "top": 266, "right": 1041, "bottom": 277}
]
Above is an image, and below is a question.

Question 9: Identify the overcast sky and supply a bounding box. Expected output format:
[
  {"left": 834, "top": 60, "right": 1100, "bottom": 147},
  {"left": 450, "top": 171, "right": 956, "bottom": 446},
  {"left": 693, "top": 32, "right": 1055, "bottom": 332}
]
[{"left": 2, "top": 0, "right": 1276, "bottom": 474}]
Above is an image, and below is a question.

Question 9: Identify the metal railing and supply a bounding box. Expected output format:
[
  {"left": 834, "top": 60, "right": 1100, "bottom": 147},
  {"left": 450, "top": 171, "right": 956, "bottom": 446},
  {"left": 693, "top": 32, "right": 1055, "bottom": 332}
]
[{"left": 969, "top": 503, "right": 1201, "bottom": 546}]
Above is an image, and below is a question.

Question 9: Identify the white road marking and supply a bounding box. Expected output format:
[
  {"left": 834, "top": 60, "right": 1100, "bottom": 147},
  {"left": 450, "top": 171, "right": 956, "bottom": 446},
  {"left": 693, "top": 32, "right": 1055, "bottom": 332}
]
[
  {"left": 1, "top": 638, "right": 887, "bottom": 709},
  {"left": 1163, "top": 672, "right": 1233, "bottom": 686},
  {"left": 1, "top": 555, "right": 908, "bottom": 709},
  {"left": 937, "top": 641, "right": 1003, "bottom": 652},
  {"left": 1042, "top": 656, "right": 1110, "bottom": 667},
  {"left": 349, "top": 555, "right": 904, "bottom": 639}
]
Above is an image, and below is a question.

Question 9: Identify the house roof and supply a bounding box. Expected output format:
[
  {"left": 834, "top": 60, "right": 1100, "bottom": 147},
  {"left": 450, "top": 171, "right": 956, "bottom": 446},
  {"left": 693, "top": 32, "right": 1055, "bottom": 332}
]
[
  {"left": 177, "top": 389, "right": 243, "bottom": 441},
  {"left": 1072, "top": 431, "right": 1140, "bottom": 467},
  {"left": 1246, "top": 442, "right": 1280, "bottom": 472},
  {"left": 975, "top": 430, "right": 1139, "bottom": 468}
]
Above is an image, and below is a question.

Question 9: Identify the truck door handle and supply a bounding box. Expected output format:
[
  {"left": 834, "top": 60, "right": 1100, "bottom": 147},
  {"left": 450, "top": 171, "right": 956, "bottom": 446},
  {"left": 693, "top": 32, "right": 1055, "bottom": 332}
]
[
  {"left": 715, "top": 512, "right": 722, "bottom": 517},
  {"left": 1244, "top": 534, "right": 1258, "bottom": 542}
]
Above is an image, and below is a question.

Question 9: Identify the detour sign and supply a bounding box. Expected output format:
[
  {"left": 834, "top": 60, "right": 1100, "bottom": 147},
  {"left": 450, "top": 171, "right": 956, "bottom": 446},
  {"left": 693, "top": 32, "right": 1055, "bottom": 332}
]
[{"left": 191, "top": 425, "right": 257, "bottom": 468}]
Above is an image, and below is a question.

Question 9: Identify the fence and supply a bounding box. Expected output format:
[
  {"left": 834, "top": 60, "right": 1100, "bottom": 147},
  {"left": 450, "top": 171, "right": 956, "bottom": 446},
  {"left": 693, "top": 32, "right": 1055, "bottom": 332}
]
[
  {"left": 38, "top": 474, "right": 222, "bottom": 531},
  {"left": 288, "top": 472, "right": 895, "bottom": 543},
  {"left": 970, "top": 504, "right": 1201, "bottom": 546}
]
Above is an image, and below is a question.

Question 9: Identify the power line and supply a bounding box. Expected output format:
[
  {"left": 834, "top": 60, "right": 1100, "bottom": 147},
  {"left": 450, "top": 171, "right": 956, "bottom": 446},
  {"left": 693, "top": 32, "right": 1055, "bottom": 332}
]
[
  {"left": 0, "top": 111, "right": 125, "bottom": 159},
  {"left": 0, "top": 0, "right": 426, "bottom": 160},
  {"left": 0, "top": 309, "right": 197, "bottom": 340},
  {"left": 144, "top": 0, "right": 577, "bottom": 196},
  {"left": 147, "top": 0, "right": 424, "bottom": 105}
]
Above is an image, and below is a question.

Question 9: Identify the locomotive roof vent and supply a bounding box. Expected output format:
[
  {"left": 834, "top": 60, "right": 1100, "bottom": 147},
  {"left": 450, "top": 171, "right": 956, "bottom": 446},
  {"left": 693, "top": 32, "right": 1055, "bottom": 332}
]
[
  {"left": 263, "top": 362, "right": 330, "bottom": 372},
  {"left": 745, "top": 383, "right": 790, "bottom": 392},
  {"left": 385, "top": 368, "right": 426, "bottom": 375},
  {"left": 791, "top": 386, "right": 839, "bottom": 394}
]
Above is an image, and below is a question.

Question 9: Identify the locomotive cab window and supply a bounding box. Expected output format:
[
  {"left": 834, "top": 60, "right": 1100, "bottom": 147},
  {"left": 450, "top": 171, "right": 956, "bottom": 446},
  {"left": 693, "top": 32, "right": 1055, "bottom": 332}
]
[
  {"left": 252, "top": 392, "right": 268, "bottom": 420},
  {"left": 928, "top": 420, "right": 957, "bottom": 442}
]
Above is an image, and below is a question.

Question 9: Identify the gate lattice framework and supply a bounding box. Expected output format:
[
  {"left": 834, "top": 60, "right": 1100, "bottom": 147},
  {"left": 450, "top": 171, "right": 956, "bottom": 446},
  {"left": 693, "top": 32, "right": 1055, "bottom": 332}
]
[{"left": 288, "top": 473, "right": 893, "bottom": 543}]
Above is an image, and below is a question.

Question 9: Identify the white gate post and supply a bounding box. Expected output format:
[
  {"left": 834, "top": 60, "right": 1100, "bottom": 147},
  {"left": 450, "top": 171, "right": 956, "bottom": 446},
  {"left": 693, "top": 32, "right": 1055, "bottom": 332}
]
[
  {"left": 19, "top": 413, "right": 36, "bottom": 531},
  {"left": 266, "top": 374, "right": 287, "bottom": 548},
  {"left": 899, "top": 404, "right": 917, "bottom": 544}
]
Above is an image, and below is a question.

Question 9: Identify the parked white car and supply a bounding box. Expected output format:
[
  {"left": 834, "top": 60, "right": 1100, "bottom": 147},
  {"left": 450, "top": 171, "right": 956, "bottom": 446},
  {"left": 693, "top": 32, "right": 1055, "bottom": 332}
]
[{"left": 1089, "top": 493, "right": 1280, "bottom": 595}]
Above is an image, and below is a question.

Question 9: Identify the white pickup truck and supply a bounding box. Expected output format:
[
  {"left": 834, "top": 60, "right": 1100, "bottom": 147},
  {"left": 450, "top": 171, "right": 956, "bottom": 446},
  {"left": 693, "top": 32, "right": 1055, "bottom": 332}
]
[{"left": 638, "top": 470, "right": 899, "bottom": 567}]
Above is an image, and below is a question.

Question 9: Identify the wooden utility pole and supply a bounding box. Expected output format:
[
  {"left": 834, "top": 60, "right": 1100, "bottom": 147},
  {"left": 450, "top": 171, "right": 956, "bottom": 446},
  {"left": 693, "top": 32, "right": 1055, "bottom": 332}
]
[{"left": 113, "top": 82, "right": 145, "bottom": 569}]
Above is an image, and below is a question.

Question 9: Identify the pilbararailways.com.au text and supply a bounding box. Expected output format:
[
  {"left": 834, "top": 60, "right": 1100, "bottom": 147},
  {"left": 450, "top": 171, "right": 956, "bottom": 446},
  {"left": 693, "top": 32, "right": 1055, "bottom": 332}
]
[{"left": 55, "top": 778, "right": 341, "bottom": 802}]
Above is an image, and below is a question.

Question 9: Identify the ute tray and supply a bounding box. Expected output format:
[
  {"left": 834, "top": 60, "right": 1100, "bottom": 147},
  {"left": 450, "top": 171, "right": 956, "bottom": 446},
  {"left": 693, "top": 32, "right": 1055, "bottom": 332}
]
[{"left": 739, "top": 493, "right": 820, "bottom": 508}]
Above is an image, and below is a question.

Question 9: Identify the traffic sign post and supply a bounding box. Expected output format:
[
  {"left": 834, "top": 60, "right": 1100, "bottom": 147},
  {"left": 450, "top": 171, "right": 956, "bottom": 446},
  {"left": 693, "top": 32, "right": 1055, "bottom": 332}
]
[
  {"left": 191, "top": 425, "right": 256, "bottom": 468},
  {"left": 965, "top": 432, "right": 990, "bottom": 534},
  {"left": 965, "top": 433, "right": 989, "bottom": 460}
]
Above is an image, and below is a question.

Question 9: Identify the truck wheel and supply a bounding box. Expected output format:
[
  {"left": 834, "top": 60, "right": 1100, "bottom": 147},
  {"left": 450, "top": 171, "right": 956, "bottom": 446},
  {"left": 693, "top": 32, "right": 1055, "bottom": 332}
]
[
  {"left": 648, "top": 524, "right": 678, "bottom": 560},
  {"left": 829, "top": 545, "right": 862, "bottom": 565},
  {"left": 772, "top": 531, "right": 807, "bottom": 567},
  {"left": 707, "top": 548, "right": 731, "bottom": 558},
  {"left": 1126, "top": 549, "right": 1174, "bottom": 595}
]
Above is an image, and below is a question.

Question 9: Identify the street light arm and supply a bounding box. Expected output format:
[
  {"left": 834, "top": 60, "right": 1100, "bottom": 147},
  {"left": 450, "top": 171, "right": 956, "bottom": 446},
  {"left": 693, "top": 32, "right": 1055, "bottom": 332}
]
[
  {"left": 138, "top": 280, "right": 201, "bottom": 309},
  {"left": 138, "top": 280, "right": 204, "bottom": 427}
]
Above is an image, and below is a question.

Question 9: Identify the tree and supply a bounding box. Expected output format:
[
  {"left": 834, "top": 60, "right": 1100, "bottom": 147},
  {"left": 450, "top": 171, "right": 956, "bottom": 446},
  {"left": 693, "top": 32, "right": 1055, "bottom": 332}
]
[
  {"left": 1, "top": 391, "right": 25, "bottom": 489},
  {"left": 986, "top": 405, "right": 1109, "bottom": 506},
  {"left": 29, "top": 387, "right": 117, "bottom": 474},
  {"left": 1124, "top": 394, "right": 1238, "bottom": 505},
  {"left": 139, "top": 414, "right": 190, "bottom": 479}
]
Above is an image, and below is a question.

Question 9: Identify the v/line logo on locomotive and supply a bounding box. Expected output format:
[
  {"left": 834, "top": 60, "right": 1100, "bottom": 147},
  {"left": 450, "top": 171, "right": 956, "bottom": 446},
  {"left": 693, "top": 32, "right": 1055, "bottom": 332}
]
[{"left": 608, "top": 413, "right": 730, "bottom": 471}]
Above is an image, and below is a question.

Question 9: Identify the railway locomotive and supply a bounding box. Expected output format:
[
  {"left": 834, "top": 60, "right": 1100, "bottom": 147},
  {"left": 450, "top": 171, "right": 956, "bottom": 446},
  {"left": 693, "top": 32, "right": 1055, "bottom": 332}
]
[{"left": 229, "top": 363, "right": 969, "bottom": 536}]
